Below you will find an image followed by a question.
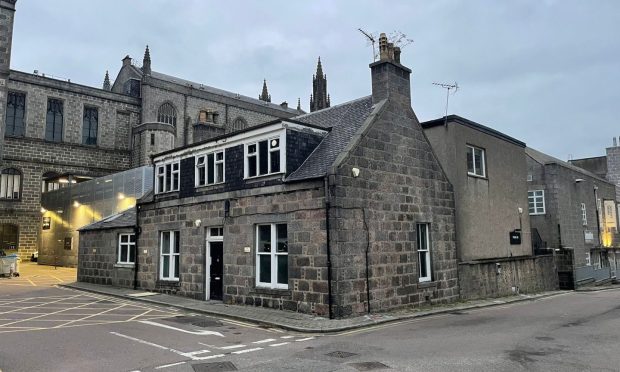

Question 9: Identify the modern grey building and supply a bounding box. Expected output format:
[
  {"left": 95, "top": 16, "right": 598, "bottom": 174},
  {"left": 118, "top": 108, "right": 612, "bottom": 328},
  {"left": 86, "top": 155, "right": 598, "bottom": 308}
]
[
  {"left": 527, "top": 148, "right": 618, "bottom": 288},
  {"left": 422, "top": 115, "right": 557, "bottom": 299}
]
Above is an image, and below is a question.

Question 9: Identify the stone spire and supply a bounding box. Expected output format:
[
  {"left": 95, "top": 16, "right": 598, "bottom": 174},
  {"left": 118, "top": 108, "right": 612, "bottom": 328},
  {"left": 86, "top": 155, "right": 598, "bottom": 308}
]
[
  {"left": 103, "top": 70, "right": 111, "bottom": 91},
  {"left": 259, "top": 79, "right": 271, "bottom": 102},
  {"left": 310, "top": 57, "right": 330, "bottom": 112},
  {"left": 142, "top": 45, "right": 151, "bottom": 75},
  {"left": 296, "top": 98, "right": 301, "bottom": 111}
]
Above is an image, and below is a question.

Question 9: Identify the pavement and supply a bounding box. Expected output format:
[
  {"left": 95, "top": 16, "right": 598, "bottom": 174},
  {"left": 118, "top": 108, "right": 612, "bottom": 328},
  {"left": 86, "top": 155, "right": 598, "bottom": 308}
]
[{"left": 62, "top": 280, "right": 576, "bottom": 334}]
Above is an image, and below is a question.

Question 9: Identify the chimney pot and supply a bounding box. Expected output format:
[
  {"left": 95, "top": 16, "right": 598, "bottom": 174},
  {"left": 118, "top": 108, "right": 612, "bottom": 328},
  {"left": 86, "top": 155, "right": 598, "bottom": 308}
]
[
  {"left": 614, "top": 137, "right": 617, "bottom": 147},
  {"left": 280, "top": 101, "right": 288, "bottom": 109}
]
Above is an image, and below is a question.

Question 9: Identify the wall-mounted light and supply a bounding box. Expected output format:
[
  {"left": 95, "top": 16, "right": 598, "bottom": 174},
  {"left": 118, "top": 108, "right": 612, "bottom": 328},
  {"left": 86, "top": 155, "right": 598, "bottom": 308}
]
[
  {"left": 575, "top": 178, "right": 584, "bottom": 183},
  {"left": 73, "top": 201, "right": 80, "bottom": 208},
  {"left": 518, "top": 207, "right": 523, "bottom": 215},
  {"left": 194, "top": 219, "right": 202, "bottom": 227},
  {"left": 117, "top": 193, "right": 125, "bottom": 200},
  {"left": 40, "top": 208, "right": 47, "bottom": 213},
  {"left": 352, "top": 167, "right": 360, "bottom": 178}
]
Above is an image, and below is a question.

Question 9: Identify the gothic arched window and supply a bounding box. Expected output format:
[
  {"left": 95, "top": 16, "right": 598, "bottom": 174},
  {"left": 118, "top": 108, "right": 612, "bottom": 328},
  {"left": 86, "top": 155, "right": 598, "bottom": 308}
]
[
  {"left": 230, "top": 117, "right": 247, "bottom": 132},
  {"left": 157, "top": 103, "right": 177, "bottom": 126},
  {"left": 0, "top": 168, "right": 22, "bottom": 200}
]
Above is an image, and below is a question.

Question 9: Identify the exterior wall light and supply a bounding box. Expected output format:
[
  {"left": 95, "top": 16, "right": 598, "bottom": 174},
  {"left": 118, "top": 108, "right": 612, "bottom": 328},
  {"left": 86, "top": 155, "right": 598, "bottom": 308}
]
[
  {"left": 73, "top": 201, "right": 80, "bottom": 208},
  {"left": 352, "top": 167, "right": 360, "bottom": 178},
  {"left": 194, "top": 219, "right": 202, "bottom": 227},
  {"left": 575, "top": 178, "right": 584, "bottom": 183}
]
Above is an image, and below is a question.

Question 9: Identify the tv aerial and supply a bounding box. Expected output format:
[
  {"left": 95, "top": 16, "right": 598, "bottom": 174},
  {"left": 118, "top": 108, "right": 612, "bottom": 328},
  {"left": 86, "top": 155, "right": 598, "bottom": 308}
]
[
  {"left": 432, "top": 82, "right": 459, "bottom": 125},
  {"left": 358, "top": 29, "right": 414, "bottom": 62}
]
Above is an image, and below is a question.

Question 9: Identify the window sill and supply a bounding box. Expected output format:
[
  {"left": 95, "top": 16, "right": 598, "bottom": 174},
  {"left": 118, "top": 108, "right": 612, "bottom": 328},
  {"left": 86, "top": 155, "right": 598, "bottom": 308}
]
[
  {"left": 114, "top": 263, "right": 135, "bottom": 268},
  {"left": 417, "top": 280, "right": 438, "bottom": 289},
  {"left": 244, "top": 173, "right": 284, "bottom": 182},
  {"left": 467, "top": 173, "right": 487, "bottom": 180},
  {"left": 195, "top": 182, "right": 225, "bottom": 190},
  {"left": 0, "top": 198, "right": 21, "bottom": 202},
  {"left": 529, "top": 212, "right": 546, "bottom": 216},
  {"left": 251, "top": 287, "right": 291, "bottom": 297},
  {"left": 156, "top": 280, "right": 180, "bottom": 286}
]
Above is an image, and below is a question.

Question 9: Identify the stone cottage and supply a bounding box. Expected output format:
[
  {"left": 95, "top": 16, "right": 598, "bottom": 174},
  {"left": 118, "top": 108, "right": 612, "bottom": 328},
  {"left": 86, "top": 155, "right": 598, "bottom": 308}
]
[{"left": 78, "top": 34, "right": 460, "bottom": 318}]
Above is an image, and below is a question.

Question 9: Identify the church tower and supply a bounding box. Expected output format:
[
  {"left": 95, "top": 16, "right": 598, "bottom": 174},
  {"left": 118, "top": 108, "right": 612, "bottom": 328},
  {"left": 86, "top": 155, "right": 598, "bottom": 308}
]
[
  {"left": 310, "top": 57, "right": 330, "bottom": 112},
  {"left": 0, "top": 0, "right": 17, "bottom": 160},
  {"left": 259, "top": 79, "right": 271, "bottom": 102}
]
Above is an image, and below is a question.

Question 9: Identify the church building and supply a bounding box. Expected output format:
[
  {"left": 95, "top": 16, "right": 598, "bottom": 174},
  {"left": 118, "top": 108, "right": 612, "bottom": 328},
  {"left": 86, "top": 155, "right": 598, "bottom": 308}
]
[{"left": 0, "top": 0, "right": 311, "bottom": 263}]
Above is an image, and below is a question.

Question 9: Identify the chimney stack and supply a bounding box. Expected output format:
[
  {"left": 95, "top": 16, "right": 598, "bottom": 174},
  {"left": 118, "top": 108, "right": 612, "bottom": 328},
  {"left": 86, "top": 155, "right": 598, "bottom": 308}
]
[
  {"left": 369, "top": 33, "right": 412, "bottom": 106},
  {"left": 122, "top": 55, "right": 132, "bottom": 67}
]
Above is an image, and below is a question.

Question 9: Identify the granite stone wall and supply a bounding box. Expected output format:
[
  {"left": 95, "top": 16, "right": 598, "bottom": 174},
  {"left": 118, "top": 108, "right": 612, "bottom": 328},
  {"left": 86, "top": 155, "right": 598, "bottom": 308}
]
[
  {"left": 78, "top": 228, "right": 136, "bottom": 287},
  {"left": 458, "top": 255, "right": 558, "bottom": 300},
  {"left": 137, "top": 182, "right": 331, "bottom": 315},
  {"left": 328, "top": 99, "right": 459, "bottom": 317}
]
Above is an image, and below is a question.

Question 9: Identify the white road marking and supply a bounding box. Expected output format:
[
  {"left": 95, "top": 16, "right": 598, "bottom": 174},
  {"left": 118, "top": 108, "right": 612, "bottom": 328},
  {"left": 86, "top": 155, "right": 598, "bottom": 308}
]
[
  {"left": 280, "top": 335, "right": 295, "bottom": 339},
  {"left": 138, "top": 320, "right": 224, "bottom": 337},
  {"left": 154, "top": 361, "right": 185, "bottom": 369},
  {"left": 219, "top": 344, "right": 246, "bottom": 349},
  {"left": 295, "top": 337, "right": 315, "bottom": 342},
  {"left": 269, "top": 342, "right": 290, "bottom": 347},
  {"left": 110, "top": 332, "right": 175, "bottom": 351},
  {"left": 252, "top": 338, "right": 276, "bottom": 344},
  {"left": 182, "top": 349, "right": 210, "bottom": 357},
  {"left": 232, "top": 347, "right": 263, "bottom": 354},
  {"left": 110, "top": 332, "right": 226, "bottom": 361}
]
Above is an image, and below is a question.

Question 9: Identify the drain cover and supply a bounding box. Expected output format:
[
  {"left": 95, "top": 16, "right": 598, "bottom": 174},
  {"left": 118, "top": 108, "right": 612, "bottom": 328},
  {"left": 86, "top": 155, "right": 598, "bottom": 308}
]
[
  {"left": 166, "top": 316, "right": 222, "bottom": 328},
  {"left": 192, "top": 361, "right": 237, "bottom": 372},
  {"left": 349, "top": 361, "right": 391, "bottom": 371},
  {"left": 326, "top": 351, "right": 358, "bottom": 358}
]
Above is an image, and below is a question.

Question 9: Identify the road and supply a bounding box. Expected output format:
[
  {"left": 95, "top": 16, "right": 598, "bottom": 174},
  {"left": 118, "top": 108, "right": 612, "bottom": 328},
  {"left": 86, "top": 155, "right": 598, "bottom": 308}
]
[{"left": 0, "top": 278, "right": 619, "bottom": 371}]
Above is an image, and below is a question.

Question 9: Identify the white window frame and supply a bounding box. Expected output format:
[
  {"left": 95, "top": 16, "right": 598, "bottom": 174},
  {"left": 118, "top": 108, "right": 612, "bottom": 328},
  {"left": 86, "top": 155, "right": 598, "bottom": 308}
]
[
  {"left": 0, "top": 169, "right": 21, "bottom": 200},
  {"left": 244, "top": 134, "right": 285, "bottom": 179},
  {"left": 466, "top": 145, "right": 486, "bottom": 178},
  {"left": 160, "top": 231, "right": 180, "bottom": 281},
  {"left": 195, "top": 150, "right": 225, "bottom": 187},
  {"left": 255, "top": 223, "right": 288, "bottom": 289},
  {"left": 581, "top": 203, "right": 588, "bottom": 226},
  {"left": 528, "top": 190, "right": 546, "bottom": 215},
  {"left": 585, "top": 252, "right": 591, "bottom": 266},
  {"left": 117, "top": 233, "right": 136, "bottom": 264},
  {"left": 417, "top": 223, "right": 432, "bottom": 282},
  {"left": 155, "top": 161, "right": 180, "bottom": 194}
]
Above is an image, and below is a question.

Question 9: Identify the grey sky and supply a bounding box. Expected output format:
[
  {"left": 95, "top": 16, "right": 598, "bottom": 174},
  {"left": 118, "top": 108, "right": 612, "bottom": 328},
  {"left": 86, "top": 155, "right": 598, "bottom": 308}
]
[{"left": 10, "top": 0, "right": 620, "bottom": 160}]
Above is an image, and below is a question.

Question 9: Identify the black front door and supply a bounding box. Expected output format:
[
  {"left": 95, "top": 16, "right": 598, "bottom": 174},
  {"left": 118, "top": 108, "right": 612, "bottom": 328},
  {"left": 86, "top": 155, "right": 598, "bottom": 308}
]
[{"left": 209, "top": 242, "right": 223, "bottom": 301}]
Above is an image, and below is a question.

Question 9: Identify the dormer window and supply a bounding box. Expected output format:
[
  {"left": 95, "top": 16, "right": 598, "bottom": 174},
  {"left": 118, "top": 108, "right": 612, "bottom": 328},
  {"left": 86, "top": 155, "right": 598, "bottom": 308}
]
[
  {"left": 196, "top": 150, "right": 225, "bottom": 186},
  {"left": 155, "top": 161, "right": 180, "bottom": 194},
  {"left": 245, "top": 136, "right": 282, "bottom": 178}
]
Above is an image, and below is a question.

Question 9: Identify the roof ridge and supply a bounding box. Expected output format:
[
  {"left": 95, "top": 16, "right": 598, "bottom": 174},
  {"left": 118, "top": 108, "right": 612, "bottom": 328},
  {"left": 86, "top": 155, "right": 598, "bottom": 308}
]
[{"left": 294, "top": 95, "right": 372, "bottom": 119}]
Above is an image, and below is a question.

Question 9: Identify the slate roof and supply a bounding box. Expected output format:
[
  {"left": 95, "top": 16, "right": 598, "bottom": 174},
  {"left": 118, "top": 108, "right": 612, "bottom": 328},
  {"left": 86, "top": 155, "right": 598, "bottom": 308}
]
[
  {"left": 525, "top": 147, "right": 609, "bottom": 183},
  {"left": 149, "top": 70, "right": 301, "bottom": 115},
  {"left": 79, "top": 208, "right": 136, "bottom": 232},
  {"left": 286, "top": 96, "right": 375, "bottom": 182}
]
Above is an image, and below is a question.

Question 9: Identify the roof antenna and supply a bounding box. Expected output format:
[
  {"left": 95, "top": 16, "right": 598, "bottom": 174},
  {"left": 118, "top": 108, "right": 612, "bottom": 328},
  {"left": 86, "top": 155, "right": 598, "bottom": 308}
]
[
  {"left": 358, "top": 28, "right": 377, "bottom": 61},
  {"left": 432, "top": 81, "right": 459, "bottom": 126}
]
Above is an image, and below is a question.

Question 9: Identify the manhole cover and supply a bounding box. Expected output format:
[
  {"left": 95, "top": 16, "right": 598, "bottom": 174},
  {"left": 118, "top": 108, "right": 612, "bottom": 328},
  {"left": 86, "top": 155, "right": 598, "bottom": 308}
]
[
  {"left": 326, "top": 351, "right": 358, "bottom": 358},
  {"left": 192, "top": 361, "right": 237, "bottom": 372},
  {"left": 349, "top": 361, "right": 391, "bottom": 371},
  {"left": 167, "top": 316, "right": 222, "bottom": 328}
]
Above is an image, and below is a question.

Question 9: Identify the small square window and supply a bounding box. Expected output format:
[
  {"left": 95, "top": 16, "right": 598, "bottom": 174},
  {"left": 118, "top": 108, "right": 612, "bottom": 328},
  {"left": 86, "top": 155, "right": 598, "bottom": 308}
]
[{"left": 466, "top": 145, "right": 486, "bottom": 177}]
